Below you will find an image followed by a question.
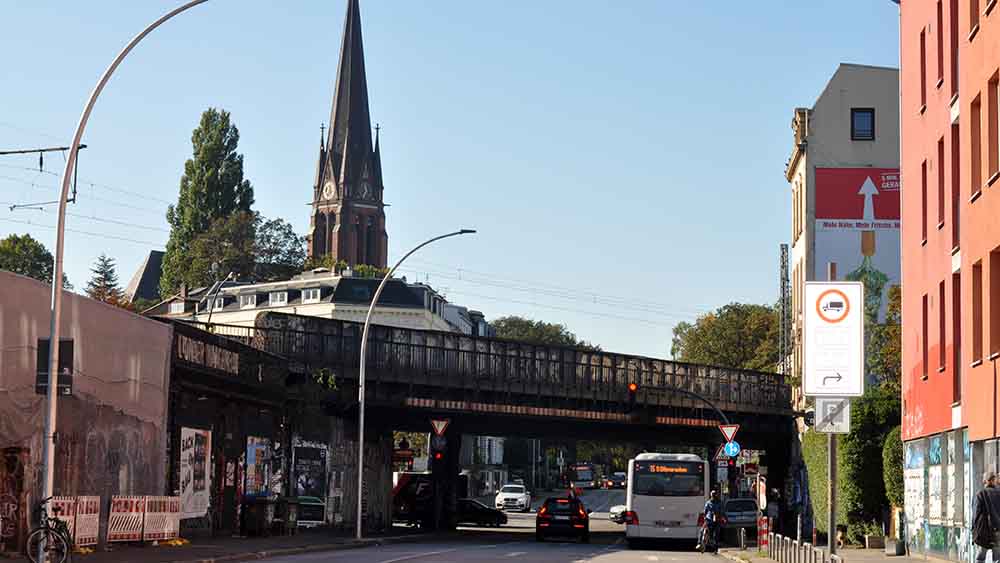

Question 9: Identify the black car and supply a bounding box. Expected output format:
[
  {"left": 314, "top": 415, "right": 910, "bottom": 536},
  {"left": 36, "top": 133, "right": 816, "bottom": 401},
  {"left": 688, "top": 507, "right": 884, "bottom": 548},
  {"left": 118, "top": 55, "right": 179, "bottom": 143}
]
[
  {"left": 457, "top": 498, "right": 507, "bottom": 527},
  {"left": 604, "top": 472, "right": 627, "bottom": 489},
  {"left": 536, "top": 497, "right": 589, "bottom": 543}
]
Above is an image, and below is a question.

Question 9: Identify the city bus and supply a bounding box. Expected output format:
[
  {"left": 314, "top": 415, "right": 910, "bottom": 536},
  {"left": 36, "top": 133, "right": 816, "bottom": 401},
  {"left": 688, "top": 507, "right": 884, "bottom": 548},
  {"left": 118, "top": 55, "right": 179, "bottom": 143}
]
[
  {"left": 623, "top": 453, "right": 709, "bottom": 547},
  {"left": 568, "top": 463, "right": 599, "bottom": 489}
]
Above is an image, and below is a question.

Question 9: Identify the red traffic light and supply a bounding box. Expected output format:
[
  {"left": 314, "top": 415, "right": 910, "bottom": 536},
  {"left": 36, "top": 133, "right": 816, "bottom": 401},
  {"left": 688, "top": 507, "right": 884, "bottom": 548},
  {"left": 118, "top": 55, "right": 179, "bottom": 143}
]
[
  {"left": 628, "top": 382, "right": 638, "bottom": 393},
  {"left": 433, "top": 451, "right": 444, "bottom": 460}
]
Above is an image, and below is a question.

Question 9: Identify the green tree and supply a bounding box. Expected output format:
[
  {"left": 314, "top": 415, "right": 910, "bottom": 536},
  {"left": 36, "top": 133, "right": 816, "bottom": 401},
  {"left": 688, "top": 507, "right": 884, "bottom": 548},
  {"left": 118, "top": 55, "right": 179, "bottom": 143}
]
[
  {"left": 882, "top": 426, "right": 904, "bottom": 508},
  {"left": 868, "top": 285, "right": 902, "bottom": 389},
  {"left": 492, "top": 316, "right": 598, "bottom": 350},
  {"left": 161, "top": 108, "right": 254, "bottom": 296},
  {"left": 670, "top": 302, "right": 779, "bottom": 371},
  {"left": 392, "top": 432, "right": 428, "bottom": 456},
  {"left": 185, "top": 211, "right": 258, "bottom": 288},
  {"left": 85, "top": 254, "right": 124, "bottom": 305},
  {"left": 255, "top": 216, "right": 305, "bottom": 281},
  {"left": 0, "top": 233, "right": 71, "bottom": 288}
]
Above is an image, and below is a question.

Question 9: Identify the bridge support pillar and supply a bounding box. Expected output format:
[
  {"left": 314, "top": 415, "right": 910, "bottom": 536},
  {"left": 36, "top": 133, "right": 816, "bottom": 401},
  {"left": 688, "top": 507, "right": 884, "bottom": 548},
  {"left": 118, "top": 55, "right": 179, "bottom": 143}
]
[
  {"left": 327, "top": 414, "right": 393, "bottom": 534},
  {"left": 429, "top": 423, "right": 462, "bottom": 531}
]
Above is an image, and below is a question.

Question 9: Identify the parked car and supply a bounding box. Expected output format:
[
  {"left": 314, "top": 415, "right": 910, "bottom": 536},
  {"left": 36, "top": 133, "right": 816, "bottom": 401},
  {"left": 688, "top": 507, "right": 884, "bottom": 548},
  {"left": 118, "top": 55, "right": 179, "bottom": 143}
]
[
  {"left": 536, "top": 497, "right": 590, "bottom": 543},
  {"left": 495, "top": 484, "right": 532, "bottom": 512},
  {"left": 457, "top": 498, "right": 507, "bottom": 527},
  {"left": 604, "top": 472, "right": 627, "bottom": 489},
  {"left": 609, "top": 504, "right": 626, "bottom": 524},
  {"left": 723, "top": 498, "right": 759, "bottom": 529}
]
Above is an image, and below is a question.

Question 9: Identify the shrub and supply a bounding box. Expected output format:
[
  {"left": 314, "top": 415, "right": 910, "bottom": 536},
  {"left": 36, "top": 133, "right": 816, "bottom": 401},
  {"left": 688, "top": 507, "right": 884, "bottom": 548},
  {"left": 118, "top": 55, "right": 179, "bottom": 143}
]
[{"left": 882, "top": 426, "right": 904, "bottom": 507}]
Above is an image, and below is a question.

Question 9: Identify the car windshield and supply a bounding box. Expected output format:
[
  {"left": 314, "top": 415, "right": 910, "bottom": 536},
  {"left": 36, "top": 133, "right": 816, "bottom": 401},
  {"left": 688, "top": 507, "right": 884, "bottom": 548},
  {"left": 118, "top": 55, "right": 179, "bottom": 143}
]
[
  {"left": 500, "top": 485, "right": 524, "bottom": 493},
  {"left": 632, "top": 460, "right": 704, "bottom": 497},
  {"left": 613, "top": 472, "right": 627, "bottom": 479},
  {"left": 545, "top": 499, "right": 580, "bottom": 514},
  {"left": 726, "top": 500, "right": 757, "bottom": 512}
]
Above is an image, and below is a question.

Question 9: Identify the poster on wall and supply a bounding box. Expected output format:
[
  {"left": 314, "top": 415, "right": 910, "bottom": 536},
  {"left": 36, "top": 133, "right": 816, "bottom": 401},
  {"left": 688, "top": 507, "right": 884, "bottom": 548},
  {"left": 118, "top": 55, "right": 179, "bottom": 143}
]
[
  {"left": 180, "top": 427, "right": 212, "bottom": 519},
  {"left": 294, "top": 445, "right": 328, "bottom": 498},
  {"left": 814, "top": 168, "right": 900, "bottom": 323},
  {"left": 245, "top": 436, "right": 271, "bottom": 498}
]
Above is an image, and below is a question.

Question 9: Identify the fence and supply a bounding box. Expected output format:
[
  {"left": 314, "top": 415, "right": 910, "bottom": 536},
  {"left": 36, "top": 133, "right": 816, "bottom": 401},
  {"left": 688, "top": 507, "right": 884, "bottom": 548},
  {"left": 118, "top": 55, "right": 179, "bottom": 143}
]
[
  {"left": 767, "top": 533, "right": 844, "bottom": 563},
  {"left": 106, "top": 495, "right": 180, "bottom": 544},
  {"left": 46, "top": 496, "right": 103, "bottom": 549}
]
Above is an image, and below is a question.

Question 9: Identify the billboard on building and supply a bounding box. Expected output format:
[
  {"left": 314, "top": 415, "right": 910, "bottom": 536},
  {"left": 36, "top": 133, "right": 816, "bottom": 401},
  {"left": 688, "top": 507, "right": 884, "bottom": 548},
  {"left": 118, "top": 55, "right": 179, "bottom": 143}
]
[
  {"left": 180, "top": 427, "right": 211, "bottom": 519},
  {"left": 814, "top": 168, "right": 900, "bottom": 323}
]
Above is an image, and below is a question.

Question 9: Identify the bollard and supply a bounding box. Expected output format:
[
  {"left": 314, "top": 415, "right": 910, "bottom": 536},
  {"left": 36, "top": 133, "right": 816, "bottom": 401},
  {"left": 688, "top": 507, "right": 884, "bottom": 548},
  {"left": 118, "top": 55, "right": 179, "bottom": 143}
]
[
  {"left": 792, "top": 540, "right": 799, "bottom": 563},
  {"left": 740, "top": 527, "right": 747, "bottom": 550},
  {"left": 797, "top": 513, "right": 803, "bottom": 543}
]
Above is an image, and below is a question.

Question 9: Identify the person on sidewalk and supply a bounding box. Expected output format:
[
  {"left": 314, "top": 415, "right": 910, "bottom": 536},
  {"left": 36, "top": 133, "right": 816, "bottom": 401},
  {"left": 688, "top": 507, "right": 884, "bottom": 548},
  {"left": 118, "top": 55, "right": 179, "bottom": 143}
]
[{"left": 973, "top": 471, "right": 1000, "bottom": 562}]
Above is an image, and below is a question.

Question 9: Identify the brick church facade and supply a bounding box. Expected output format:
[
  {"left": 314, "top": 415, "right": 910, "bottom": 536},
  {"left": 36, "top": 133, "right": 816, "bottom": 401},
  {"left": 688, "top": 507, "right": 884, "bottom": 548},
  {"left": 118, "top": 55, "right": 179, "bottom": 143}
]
[{"left": 307, "top": 0, "right": 387, "bottom": 269}]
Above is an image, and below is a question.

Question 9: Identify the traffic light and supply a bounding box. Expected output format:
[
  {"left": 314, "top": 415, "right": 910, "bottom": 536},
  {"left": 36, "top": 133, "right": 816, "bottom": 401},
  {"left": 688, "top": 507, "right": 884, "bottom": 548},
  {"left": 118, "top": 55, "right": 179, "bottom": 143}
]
[
  {"left": 625, "top": 382, "right": 638, "bottom": 413},
  {"left": 430, "top": 435, "right": 447, "bottom": 470}
]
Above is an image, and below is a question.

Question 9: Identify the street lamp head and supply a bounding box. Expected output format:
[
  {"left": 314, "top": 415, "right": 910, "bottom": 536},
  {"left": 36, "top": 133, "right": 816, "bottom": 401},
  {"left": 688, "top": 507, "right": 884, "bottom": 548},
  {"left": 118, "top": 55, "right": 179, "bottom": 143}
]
[{"left": 459, "top": 229, "right": 477, "bottom": 235}]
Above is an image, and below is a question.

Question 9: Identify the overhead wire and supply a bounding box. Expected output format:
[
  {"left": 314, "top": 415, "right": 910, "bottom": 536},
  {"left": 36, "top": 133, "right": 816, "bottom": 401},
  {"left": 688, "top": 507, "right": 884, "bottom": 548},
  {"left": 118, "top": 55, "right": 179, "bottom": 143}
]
[{"left": 0, "top": 217, "right": 165, "bottom": 248}]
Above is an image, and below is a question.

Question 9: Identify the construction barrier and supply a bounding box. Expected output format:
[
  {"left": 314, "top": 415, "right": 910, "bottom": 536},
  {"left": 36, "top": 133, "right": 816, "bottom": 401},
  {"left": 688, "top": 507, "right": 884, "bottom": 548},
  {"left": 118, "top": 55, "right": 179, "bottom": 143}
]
[
  {"left": 759, "top": 516, "right": 770, "bottom": 550},
  {"left": 107, "top": 496, "right": 146, "bottom": 543},
  {"left": 142, "top": 496, "right": 180, "bottom": 542},
  {"left": 51, "top": 496, "right": 76, "bottom": 545},
  {"left": 74, "top": 496, "right": 100, "bottom": 547}
]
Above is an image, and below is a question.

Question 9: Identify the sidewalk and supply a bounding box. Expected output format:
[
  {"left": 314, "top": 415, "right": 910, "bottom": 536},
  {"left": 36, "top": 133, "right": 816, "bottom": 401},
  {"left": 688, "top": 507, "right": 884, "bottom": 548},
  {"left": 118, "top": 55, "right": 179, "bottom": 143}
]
[
  {"left": 2, "top": 527, "right": 439, "bottom": 563},
  {"left": 721, "top": 545, "right": 932, "bottom": 563}
]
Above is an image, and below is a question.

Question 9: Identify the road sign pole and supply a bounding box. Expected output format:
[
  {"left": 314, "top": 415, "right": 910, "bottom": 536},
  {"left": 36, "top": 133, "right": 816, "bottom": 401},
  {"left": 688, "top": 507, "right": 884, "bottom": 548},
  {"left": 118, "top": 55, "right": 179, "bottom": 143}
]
[{"left": 828, "top": 263, "right": 837, "bottom": 556}]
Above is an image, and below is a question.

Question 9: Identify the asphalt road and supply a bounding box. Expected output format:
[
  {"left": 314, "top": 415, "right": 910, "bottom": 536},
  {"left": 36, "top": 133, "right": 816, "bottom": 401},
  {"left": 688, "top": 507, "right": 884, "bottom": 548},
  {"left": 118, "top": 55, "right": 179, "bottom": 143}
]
[{"left": 257, "top": 489, "right": 716, "bottom": 562}]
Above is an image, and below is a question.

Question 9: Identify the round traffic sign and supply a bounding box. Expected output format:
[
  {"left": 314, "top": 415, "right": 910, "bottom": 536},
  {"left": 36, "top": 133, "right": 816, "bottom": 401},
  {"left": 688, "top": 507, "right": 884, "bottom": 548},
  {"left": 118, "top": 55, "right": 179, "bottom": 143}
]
[
  {"left": 815, "top": 289, "right": 850, "bottom": 323},
  {"left": 724, "top": 441, "right": 741, "bottom": 457}
]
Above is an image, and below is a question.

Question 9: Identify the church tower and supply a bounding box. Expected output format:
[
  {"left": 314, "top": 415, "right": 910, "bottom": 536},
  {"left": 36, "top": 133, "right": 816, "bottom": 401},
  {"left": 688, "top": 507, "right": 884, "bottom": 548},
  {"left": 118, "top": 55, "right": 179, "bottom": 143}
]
[{"left": 308, "top": 0, "right": 387, "bottom": 268}]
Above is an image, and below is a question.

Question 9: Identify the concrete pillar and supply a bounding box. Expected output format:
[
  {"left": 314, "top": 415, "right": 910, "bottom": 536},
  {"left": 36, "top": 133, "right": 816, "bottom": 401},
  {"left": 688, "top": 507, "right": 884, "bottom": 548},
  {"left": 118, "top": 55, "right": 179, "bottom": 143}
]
[{"left": 328, "top": 415, "right": 392, "bottom": 533}]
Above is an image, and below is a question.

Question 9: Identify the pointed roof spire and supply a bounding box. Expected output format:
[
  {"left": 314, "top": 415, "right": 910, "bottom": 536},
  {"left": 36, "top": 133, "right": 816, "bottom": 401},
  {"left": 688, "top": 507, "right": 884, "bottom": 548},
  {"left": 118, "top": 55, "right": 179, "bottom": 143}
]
[{"left": 326, "top": 0, "right": 373, "bottom": 186}]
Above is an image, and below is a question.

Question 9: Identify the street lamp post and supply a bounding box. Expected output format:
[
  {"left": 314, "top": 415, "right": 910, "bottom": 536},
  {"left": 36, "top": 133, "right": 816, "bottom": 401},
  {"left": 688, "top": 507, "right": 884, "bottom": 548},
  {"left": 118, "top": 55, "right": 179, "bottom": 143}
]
[
  {"left": 40, "top": 2, "right": 208, "bottom": 560},
  {"left": 355, "top": 229, "right": 475, "bottom": 540}
]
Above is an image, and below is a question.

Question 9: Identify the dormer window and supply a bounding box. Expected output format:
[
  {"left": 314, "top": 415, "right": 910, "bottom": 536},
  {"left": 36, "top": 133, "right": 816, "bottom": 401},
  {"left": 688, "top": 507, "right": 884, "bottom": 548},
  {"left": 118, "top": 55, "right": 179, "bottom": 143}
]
[
  {"left": 206, "top": 298, "right": 224, "bottom": 312},
  {"left": 169, "top": 302, "right": 185, "bottom": 315},
  {"left": 302, "top": 288, "right": 322, "bottom": 304},
  {"left": 269, "top": 292, "right": 288, "bottom": 306},
  {"left": 240, "top": 295, "right": 257, "bottom": 309}
]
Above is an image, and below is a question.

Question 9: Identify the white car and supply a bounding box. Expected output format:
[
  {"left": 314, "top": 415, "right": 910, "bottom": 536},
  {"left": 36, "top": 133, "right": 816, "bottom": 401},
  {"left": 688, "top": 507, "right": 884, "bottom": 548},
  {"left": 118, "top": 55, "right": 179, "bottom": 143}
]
[{"left": 495, "top": 484, "right": 532, "bottom": 512}]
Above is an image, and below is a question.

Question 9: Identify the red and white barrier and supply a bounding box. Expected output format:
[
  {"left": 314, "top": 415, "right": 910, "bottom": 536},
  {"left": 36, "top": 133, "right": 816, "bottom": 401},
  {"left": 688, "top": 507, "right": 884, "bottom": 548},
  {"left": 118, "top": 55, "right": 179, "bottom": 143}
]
[
  {"left": 142, "top": 496, "right": 180, "bottom": 541},
  {"left": 51, "top": 496, "right": 76, "bottom": 544},
  {"left": 107, "top": 496, "right": 146, "bottom": 543},
  {"left": 74, "top": 496, "right": 100, "bottom": 547},
  {"left": 759, "top": 516, "right": 770, "bottom": 549}
]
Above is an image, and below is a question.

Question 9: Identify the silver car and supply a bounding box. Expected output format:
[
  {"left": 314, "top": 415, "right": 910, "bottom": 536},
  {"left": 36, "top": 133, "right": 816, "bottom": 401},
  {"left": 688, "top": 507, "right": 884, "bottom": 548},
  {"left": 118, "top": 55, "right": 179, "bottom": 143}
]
[{"left": 723, "top": 498, "right": 759, "bottom": 529}]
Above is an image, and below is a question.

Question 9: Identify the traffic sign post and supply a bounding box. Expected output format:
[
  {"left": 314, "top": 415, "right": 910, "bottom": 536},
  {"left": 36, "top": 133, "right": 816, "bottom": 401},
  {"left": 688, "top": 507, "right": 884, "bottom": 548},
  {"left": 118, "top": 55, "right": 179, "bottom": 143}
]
[
  {"left": 430, "top": 419, "right": 450, "bottom": 437},
  {"left": 724, "top": 441, "right": 741, "bottom": 458},
  {"left": 718, "top": 424, "right": 739, "bottom": 443},
  {"left": 803, "top": 282, "right": 864, "bottom": 397}
]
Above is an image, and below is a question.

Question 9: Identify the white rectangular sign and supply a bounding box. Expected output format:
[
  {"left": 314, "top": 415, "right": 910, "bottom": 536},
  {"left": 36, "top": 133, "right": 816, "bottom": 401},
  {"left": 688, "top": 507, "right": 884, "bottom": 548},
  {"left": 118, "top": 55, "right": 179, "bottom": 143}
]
[
  {"left": 803, "top": 281, "right": 864, "bottom": 397},
  {"left": 815, "top": 397, "right": 851, "bottom": 433}
]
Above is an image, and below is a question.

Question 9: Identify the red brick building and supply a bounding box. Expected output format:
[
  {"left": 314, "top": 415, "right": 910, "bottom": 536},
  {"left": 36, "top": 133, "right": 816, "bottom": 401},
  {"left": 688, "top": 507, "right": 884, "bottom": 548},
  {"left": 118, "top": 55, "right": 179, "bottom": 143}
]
[{"left": 900, "top": 0, "right": 1000, "bottom": 559}]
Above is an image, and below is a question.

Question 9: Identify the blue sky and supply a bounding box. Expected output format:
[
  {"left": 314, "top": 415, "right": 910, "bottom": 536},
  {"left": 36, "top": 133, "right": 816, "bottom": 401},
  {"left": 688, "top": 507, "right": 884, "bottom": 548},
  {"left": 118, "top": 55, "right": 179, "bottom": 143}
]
[{"left": 0, "top": 1, "right": 899, "bottom": 358}]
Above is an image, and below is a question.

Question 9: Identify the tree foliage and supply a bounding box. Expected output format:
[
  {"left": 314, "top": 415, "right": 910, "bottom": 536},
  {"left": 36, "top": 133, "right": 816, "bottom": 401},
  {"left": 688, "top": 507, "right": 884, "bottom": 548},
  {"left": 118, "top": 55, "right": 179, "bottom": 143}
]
[
  {"left": 882, "top": 425, "right": 904, "bottom": 508},
  {"left": 393, "top": 432, "right": 428, "bottom": 457},
  {"left": 0, "top": 233, "right": 71, "bottom": 289},
  {"left": 302, "top": 255, "right": 387, "bottom": 279},
  {"left": 161, "top": 108, "right": 254, "bottom": 296},
  {"left": 493, "top": 316, "right": 598, "bottom": 350},
  {"left": 255, "top": 216, "right": 306, "bottom": 281},
  {"left": 868, "top": 285, "right": 901, "bottom": 389},
  {"left": 186, "top": 211, "right": 257, "bottom": 288},
  {"left": 85, "top": 254, "right": 124, "bottom": 305},
  {"left": 670, "top": 302, "right": 779, "bottom": 371}
]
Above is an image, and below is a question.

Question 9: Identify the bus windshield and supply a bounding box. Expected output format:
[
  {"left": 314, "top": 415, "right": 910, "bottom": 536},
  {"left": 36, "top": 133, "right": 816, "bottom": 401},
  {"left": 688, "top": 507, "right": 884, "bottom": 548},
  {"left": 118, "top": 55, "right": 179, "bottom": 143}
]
[
  {"left": 632, "top": 460, "right": 704, "bottom": 497},
  {"left": 573, "top": 468, "right": 594, "bottom": 481}
]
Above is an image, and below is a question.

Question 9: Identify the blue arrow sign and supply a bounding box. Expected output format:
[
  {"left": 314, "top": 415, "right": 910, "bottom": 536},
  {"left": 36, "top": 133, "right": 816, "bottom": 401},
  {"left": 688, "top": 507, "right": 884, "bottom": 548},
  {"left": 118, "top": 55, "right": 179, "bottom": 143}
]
[{"left": 724, "top": 441, "right": 741, "bottom": 458}]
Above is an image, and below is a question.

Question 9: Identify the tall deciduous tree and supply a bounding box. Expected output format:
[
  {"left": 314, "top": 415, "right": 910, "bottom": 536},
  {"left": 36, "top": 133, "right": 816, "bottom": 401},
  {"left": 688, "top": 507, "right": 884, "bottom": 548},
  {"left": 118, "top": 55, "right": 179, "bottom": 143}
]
[
  {"left": 0, "top": 233, "right": 71, "bottom": 288},
  {"left": 492, "top": 316, "right": 598, "bottom": 350},
  {"left": 670, "top": 302, "right": 779, "bottom": 371},
  {"left": 185, "top": 211, "right": 258, "bottom": 288},
  {"left": 868, "top": 285, "right": 902, "bottom": 389},
  {"left": 161, "top": 108, "right": 254, "bottom": 296},
  {"left": 85, "top": 253, "right": 124, "bottom": 305},
  {"left": 255, "top": 216, "right": 305, "bottom": 281}
]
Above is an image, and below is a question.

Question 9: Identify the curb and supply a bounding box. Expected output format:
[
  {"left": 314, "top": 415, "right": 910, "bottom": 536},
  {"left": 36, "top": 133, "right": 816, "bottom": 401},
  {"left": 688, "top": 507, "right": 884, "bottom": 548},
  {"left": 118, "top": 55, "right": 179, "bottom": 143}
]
[{"left": 166, "top": 533, "right": 442, "bottom": 563}]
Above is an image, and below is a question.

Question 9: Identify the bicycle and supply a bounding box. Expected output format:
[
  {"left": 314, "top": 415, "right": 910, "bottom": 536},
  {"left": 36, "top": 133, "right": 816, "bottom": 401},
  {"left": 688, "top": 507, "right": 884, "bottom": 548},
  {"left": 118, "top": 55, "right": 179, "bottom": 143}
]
[{"left": 25, "top": 496, "right": 72, "bottom": 563}]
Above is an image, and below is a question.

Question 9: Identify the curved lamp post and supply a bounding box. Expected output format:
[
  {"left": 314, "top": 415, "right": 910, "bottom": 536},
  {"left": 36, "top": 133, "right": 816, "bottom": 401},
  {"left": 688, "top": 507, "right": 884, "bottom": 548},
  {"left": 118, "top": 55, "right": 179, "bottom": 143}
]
[
  {"left": 40, "top": 2, "right": 209, "bottom": 557},
  {"left": 356, "top": 229, "right": 475, "bottom": 539}
]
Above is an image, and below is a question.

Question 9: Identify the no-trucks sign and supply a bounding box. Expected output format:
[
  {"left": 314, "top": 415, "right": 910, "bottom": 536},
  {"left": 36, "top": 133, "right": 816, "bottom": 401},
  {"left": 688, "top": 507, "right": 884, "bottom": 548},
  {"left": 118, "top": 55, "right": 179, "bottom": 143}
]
[{"left": 803, "top": 282, "right": 864, "bottom": 397}]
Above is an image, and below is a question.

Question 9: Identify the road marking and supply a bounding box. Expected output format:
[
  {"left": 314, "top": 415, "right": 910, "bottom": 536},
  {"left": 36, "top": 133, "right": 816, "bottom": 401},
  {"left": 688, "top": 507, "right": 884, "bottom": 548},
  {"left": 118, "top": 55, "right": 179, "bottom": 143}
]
[
  {"left": 646, "top": 557, "right": 661, "bottom": 561},
  {"left": 376, "top": 549, "right": 460, "bottom": 563},
  {"left": 506, "top": 552, "right": 527, "bottom": 557}
]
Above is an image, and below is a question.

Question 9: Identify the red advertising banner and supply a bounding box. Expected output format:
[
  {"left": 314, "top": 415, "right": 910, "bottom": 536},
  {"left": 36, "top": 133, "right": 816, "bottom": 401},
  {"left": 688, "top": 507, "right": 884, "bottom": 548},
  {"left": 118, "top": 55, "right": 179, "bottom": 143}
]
[{"left": 816, "top": 168, "right": 900, "bottom": 228}]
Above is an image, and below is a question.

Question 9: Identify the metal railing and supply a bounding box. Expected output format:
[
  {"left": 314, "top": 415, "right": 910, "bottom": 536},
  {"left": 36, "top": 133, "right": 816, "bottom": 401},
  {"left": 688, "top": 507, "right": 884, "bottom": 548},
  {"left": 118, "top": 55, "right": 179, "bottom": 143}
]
[
  {"left": 183, "top": 312, "right": 794, "bottom": 415},
  {"left": 768, "top": 533, "right": 844, "bottom": 563}
]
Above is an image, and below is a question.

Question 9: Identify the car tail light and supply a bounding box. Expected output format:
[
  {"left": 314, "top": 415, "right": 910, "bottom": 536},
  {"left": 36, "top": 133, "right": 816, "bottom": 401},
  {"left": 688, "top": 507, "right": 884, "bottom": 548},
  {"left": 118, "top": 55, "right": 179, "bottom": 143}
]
[
  {"left": 624, "top": 510, "right": 639, "bottom": 525},
  {"left": 697, "top": 513, "right": 705, "bottom": 527},
  {"left": 577, "top": 506, "right": 587, "bottom": 519}
]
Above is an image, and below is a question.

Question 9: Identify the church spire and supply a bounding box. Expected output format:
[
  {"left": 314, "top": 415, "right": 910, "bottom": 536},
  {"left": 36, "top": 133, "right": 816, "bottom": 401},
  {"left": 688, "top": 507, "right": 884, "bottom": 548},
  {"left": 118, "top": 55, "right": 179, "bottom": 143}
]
[{"left": 326, "top": 0, "right": 373, "bottom": 187}]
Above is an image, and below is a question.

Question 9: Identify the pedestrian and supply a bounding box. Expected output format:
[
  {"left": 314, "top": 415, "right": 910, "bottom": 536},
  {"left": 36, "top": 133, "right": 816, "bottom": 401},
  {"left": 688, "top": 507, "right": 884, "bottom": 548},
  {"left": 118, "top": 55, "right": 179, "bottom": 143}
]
[{"left": 974, "top": 472, "right": 1000, "bottom": 562}]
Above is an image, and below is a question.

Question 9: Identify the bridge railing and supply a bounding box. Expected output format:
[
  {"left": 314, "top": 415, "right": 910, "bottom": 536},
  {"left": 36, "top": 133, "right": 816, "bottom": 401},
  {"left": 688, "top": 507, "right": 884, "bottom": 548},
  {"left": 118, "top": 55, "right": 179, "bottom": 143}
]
[{"left": 183, "top": 314, "right": 792, "bottom": 414}]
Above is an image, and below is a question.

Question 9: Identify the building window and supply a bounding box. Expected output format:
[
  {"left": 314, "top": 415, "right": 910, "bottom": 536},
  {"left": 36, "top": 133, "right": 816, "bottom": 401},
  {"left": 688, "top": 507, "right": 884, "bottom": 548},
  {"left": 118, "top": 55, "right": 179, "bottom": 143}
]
[
  {"left": 269, "top": 291, "right": 288, "bottom": 306},
  {"left": 953, "top": 272, "right": 963, "bottom": 401},
  {"left": 920, "top": 29, "right": 927, "bottom": 110},
  {"left": 923, "top": 294, "right": 930, "bottom": 378},
  {"left": 972, "top": 0, "right": 981, "bottom": 35},
  {"left": 939, "top": 137, "right": 946, "bottom": 228},
  {"left": 206, "top": 298, "right": 224, "bottom": 312},
  {"left": 922, "top": 160, "right": 929, "bottom": 242},
  {"left": 302, "top": 288, "right": 322, "bottom": 304},
  {"left": 239, "top": 294, "right": 257, "bottom": 309},
  {"left": 974, "top": 261, "right": 984, "bottom": 361},
  {"left": 937, "top": 1, "right": 944, "bottom": 86},
  {"left": 169, "top": 302, "right": 185, "bottom": 315},
  {"left": 951, "top": 0, "right": 959, "bottom": 98},
  {"left": 940, "top": 280, "right": 947, "bottom": 370},
  {"left": 972, "top": 95, "right": 983, "bottom": 196},
  {"left": 851, "top": 108, "right": 875, "bottom": 140},
  {"left": 991, "top": 248, "right": 1000, "bottom": 357},
  {"left": 952, "top": 124, "right": 961, "bottom": 248},
  {"left": 990, "top": 76, "right": 999, "bottom": 181}
]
